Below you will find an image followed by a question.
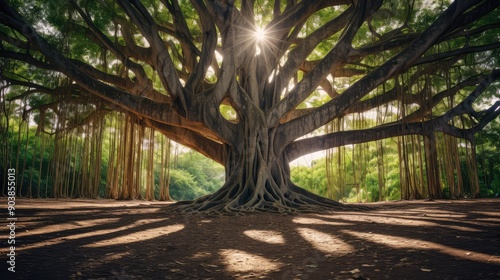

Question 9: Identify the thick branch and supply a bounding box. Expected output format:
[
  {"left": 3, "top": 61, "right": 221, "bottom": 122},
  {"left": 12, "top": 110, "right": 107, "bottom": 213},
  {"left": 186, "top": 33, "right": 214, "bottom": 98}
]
[
  {"left": 268, "top": 0, "right": 382, "bottom": 126},
  {"left": 185, "top": 0, "right": 217, "bottom": 94},
  {"left": 160, "top": 0, "right": 199, "bottom": 72},
  {"left": 415, "top": 42, "right": 500, "bottom": 66},
  {"left": 286, "top": 68, "right": 500, "bottom": 161},
  {"left": 117, "top": 0, "right": 187, "bottom": 112},
  {"left": 403, "top": 71, "right": 500, "bottom": 122},
  {"left": 0, "top": 50, "right": 58, "bottom": 71},
  {"left": 278, "top": 0, "right": 484, "bottom": 149},
  {"left": 285, "top": 103, "right": 498, "bottom": 162},
  {"left": 286, "top": 122, "right": 427, "bottom": 162},
  {"left": 438, "top": 69, "right": 500, "bottom": 125},
  {"left": 114, "top": 16, "right": 154, "bottom": 65},
  {"left": 264, "top": 6, "right": 354, "bottom": 107},
  {"left": 145, "top": 119, "right": 225, "bottom": 165}
]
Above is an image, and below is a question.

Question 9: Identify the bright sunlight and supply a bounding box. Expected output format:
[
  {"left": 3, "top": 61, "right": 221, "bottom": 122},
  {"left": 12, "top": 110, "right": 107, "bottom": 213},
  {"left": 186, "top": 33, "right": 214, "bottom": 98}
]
[{"left": 254, "top": 27, "right": 266, "bottom": 42}]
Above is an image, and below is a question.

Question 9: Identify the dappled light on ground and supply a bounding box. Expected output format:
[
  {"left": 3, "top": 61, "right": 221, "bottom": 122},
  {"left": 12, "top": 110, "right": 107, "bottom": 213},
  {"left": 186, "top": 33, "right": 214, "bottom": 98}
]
[
  {"left": 21, "top": 218, "right": 120, "bottom": 235},
  {"left": 341, "top": 214, "right": 483, "bottom": 232},
  {"left": 219, "top": 249, "right": 284, "bottom": 273},
  {"left": 292, "top": 216, "right": 352, "bottom": 226},
  {"left": 85, "top": 224, "right": 185, "bottom": 248},
  {"left": 101, "top": 251, "right": 132, "bottom": 262},
  {"left": 18, "top": 218, "right": 169, "bottom": 251},
  {"left": 6, "top": 198, "right": 500, "bottom": 279},
  {"left": 243, "top": 230, "right": 285, "bottom": 244},
  {"left": 297, "top": 227, "right": 354, "bottom": 256},
  {"left": 344, "top": 230, "right": 500, "bottom": 264}
]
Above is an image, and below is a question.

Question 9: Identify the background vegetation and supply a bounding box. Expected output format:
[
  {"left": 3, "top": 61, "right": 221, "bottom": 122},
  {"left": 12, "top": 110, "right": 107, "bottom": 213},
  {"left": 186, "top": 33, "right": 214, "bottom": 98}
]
[
  {"left": 1, "top": 102, "right": 498, "bottom": 202},
  {"left": 291, "top": 121, "right": 500, "bottom": 202}
]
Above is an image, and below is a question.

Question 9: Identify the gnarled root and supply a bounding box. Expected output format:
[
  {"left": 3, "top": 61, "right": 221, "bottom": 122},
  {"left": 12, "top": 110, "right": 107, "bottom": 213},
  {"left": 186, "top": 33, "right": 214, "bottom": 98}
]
[{"left": 171, "top": 177, "right": 357, "bottom": 215}]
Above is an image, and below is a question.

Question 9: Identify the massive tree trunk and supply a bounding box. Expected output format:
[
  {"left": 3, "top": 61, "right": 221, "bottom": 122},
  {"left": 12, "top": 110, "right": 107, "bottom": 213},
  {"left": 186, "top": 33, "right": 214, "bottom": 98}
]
[
  {"left": 178, "top": 110, "right": 345, "bottom": 213},
  {"left": 180, "top": 147, "right": 345, "bottom": 214}
]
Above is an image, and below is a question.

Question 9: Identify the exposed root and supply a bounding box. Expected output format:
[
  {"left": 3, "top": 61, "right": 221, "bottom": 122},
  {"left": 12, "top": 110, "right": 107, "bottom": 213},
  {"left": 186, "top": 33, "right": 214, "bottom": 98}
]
[{"left": 170, "top": 184, "right": 363, "bottom": 215}]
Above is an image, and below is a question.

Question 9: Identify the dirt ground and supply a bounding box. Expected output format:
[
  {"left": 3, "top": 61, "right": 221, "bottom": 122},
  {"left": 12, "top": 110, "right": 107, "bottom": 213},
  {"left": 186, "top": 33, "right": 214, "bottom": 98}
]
[{"left": 1, "top": 198, "right": 499, "bottom": 280}]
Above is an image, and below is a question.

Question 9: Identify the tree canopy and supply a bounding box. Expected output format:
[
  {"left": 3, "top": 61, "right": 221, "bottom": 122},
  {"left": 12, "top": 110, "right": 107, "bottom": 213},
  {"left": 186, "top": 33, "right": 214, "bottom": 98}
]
[{"left": 1, "top": 0, "right": 499, "bottom": 213}]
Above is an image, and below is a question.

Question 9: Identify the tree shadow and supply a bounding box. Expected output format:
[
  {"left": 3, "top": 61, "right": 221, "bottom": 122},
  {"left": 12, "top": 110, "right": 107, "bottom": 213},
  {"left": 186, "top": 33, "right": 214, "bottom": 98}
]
[{"left": 6, "top": 198, "right": 500, "bottom": 279}]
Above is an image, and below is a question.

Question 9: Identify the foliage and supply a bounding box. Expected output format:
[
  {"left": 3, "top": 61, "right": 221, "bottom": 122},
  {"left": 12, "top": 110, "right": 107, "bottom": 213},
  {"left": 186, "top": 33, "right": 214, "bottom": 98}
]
[
  {"left": 168, "top": 169, "right": 202, "bottom": 201},
  {"left": 291, "top": 160, "right": 328, "bottom": 197},
  {"left": 168, "top": 151, "right": 225, "bottom": 201}
]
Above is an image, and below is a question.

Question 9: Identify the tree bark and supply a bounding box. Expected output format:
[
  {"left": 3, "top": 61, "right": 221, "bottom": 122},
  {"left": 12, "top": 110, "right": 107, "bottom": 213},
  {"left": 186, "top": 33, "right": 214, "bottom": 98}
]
[{"left": 177, "top": 120, "right": 346, "bottom": 214}]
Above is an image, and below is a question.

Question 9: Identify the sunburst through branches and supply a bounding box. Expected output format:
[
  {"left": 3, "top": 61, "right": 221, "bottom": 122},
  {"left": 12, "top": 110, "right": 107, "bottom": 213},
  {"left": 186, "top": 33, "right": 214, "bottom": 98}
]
[
  {"left": 237, "top": 24, "right": 275, "bottom": 56},
  {"left": 254, "top": 26, "right": 267, "bottom": 42}
]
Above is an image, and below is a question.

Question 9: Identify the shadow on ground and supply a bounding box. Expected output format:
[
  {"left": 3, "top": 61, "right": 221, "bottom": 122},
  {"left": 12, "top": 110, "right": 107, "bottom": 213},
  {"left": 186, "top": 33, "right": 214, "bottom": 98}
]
[{"left": 1, "top": 198, "right": 499, "bottom": 279}]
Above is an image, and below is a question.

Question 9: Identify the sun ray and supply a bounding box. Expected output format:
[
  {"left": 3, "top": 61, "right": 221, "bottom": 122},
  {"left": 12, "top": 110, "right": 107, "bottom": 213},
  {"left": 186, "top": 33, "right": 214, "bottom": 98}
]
[{"left": 254, "top": 27, "right": 266, "bottom": 42}]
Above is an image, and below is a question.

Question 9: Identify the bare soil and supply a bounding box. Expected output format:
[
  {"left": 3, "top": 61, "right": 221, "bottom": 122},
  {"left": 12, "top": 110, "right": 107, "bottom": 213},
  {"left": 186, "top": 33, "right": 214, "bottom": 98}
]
[{"left": 1, "top": 198, "right": 499, "bottom": 279}]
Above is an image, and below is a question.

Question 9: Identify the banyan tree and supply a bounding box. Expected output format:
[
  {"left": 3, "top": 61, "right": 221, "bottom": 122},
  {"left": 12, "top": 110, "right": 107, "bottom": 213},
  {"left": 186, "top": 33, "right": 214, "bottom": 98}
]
[{"left": 0, "top": 0, "right": 499, "bottom": 213}]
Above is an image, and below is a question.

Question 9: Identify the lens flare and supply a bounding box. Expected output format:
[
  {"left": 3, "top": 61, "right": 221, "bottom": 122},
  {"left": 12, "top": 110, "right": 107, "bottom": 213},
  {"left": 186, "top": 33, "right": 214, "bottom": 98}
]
[{"left": 254, "top": 27, "right": 266, "bottom": 42}]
